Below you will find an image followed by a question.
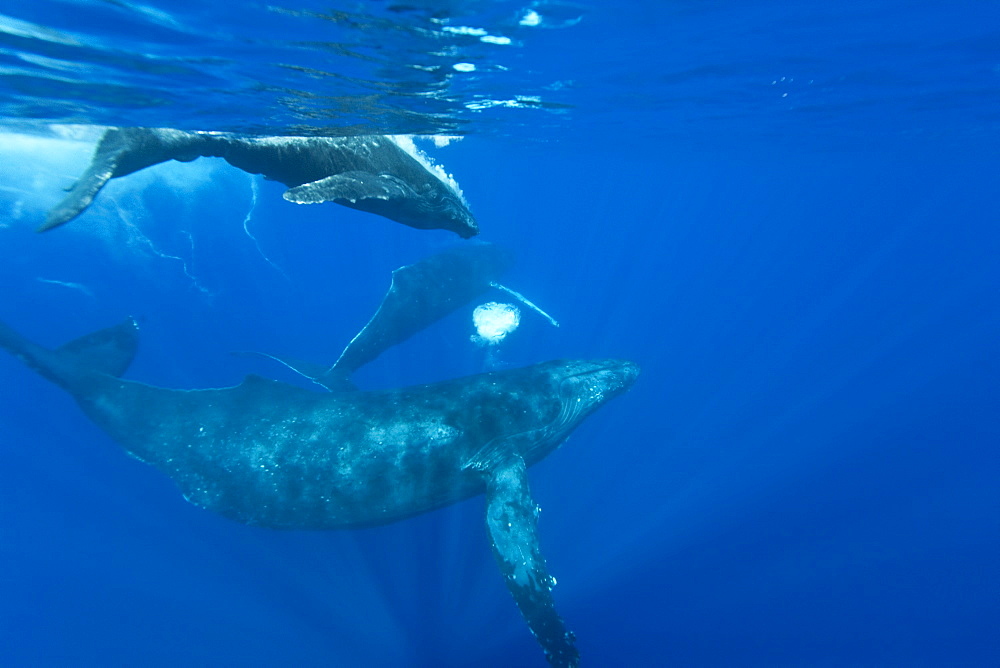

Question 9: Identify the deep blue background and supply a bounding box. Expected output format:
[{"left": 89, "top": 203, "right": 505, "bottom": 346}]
[{"left": 1, "top": 1, "right": 999, "bottom": 666}]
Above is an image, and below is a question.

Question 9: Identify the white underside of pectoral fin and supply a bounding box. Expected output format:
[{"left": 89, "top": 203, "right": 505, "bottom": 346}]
[{"left": 283, "top": 172, "right": 413, "bottom": 204}]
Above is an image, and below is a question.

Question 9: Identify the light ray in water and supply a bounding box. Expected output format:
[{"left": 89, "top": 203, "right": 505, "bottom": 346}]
[
  {"left": 241, "top": 175, "right": 290, "bottom": 280},
  {"left": 490, "top": 282, "right": 560, "bottom": 327},
  {"left": 35, "top": 277, "right": 95, "bottom": 298}
]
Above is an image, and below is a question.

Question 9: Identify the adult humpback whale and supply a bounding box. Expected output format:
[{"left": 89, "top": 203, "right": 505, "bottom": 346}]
[
  {"left": 41, "top": 127, "right": 478, "bottom": 238},
  {"left": 0, "top": 245, "right": 638, "bottom": 667}
]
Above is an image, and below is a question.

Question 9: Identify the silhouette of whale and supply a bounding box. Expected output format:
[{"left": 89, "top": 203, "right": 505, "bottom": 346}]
[
  {"left": 41, "top": 127, "right": 478, "bottom": 238},
  {"left": 0, "top": 245, "right": 637, "bottom": 667}
]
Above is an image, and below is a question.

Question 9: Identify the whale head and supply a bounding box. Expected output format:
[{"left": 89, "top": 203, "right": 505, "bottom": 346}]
[
  {"left": 551, "top": 358, "right": 640, "bottom": 420},
  {"left": 466, "top": 358, "right": 639, "bottom": 468},
  {"left": 522, "top": 358, "right": 639, "bottom": 464},
  {"left": 538, "top": 358, "right": 638, "bottom": 459},
  {"left": 356, "top": 179, "right": 479, "bottom": 238}
]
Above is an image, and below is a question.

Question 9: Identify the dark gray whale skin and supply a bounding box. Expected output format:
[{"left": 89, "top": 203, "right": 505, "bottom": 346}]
[
  {"left": 59, "top": 351, "right": 636, "bottom": 532},
  {"left": 329, "top": 242, "right": 514, "bottom": 380},
  {"left": 0, "top": 246, "right": 638, "bottom": 667},
  {"left": 0, "top": 319, "right": 636, "bottom": 667},
  {"left": 41, "top": 127, "right": 478, "bottom": 238},
  {"left": 239, "top": 242, "right": 515, "bottom": 390}
]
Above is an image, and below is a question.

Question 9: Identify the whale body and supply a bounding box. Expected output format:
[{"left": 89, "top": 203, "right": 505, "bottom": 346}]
[
  {"left": 42, "top": 127, "right": 478, "bottom": 238},
  {"left": 0, "top": 245, "right": 638, "bottom": 667}
]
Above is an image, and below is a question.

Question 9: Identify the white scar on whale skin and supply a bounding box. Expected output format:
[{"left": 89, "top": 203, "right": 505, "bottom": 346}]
[
  {"left": 490, "top": 282, "right": 560, "bottom": 328},
  {"left": 35, "top": 277, "right": 96, "bottom": 299},
  {"left": 241, "top": 176, "right": 290, "bottom": 281}
]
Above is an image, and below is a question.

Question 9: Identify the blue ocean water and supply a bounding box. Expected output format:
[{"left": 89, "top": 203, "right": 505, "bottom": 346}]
[{"left": 0, "top": 1, "right": 998, "bottom": 666}]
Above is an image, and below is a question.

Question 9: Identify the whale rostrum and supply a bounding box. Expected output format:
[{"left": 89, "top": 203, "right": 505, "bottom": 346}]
[
  {"left": 42, "top": 127, "right": 478, "bottom": 238},
  {"left": 0, "top": 244, "right": 638, "bottom": 667}
]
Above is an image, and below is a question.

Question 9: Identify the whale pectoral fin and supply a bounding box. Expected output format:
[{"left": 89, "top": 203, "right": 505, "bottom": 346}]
[
  {"left": 484, "top": 456, "right": 580, "bottom": 668},
  {"left": 330, "top": 243, "right": 513, "bottom": 377},
  {"left": 231, "top": 350, "right": 356, "bottom": 392},
  {"left": 231, "top": 350, "right": 329, "bottom": 381},
  {"left": 282, "top": 171, "right": 415, "bottom": 205}
]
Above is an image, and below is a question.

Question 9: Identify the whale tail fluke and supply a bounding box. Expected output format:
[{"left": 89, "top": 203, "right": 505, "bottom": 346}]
[
  {"left": 39, "top": 127, "right": 207, "bottom": 232},
  {"left": 0, "top": 317, "right": 140, "bottom": 390}
]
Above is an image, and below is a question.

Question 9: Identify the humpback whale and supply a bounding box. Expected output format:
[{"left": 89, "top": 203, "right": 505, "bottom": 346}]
[
  {"left": 41, "top": 127, "right": 478, "bottom": 238},
  {"left": 0, "top": 245, "right": 638, "bottom": 667}
]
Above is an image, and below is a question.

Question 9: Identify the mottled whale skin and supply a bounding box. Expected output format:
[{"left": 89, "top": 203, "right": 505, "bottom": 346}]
[
  {"left": 0, "top": 247, "right": 638, "bottom": 667},
  {"left": 0, "top": 322, "right": 636, "bottom": 667},
  {"left": 42, "top": 127, "right": 478, "bottom": 238},
  {"left": 63, "top": 352, "right": 637, "bottom": 533}
]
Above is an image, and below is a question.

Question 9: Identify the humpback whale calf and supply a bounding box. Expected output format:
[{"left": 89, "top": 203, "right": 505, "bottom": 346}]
[
  {"left": 41, "top": 127, "right": 478, "bottom": 238},
  {"left": 0, "top": 245, "right": 638, "bottom": 667}
]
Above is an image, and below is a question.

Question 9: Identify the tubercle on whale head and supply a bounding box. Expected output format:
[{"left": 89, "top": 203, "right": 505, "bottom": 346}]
[
  {"left": 554, "top": 358, "right": 641, "bottom": 411},
  {"left": 411, "top": 188, "right": 479, "bottom": 238},
  {"left": 517, "top": 358, "right": 639, "bottom": 464},
  {"left": 454, "top": 215, "right": 479, "bottom": 238}
]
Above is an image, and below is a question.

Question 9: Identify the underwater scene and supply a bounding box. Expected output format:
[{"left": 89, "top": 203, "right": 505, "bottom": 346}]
[{"left": 0, "top": 1, "right": 997, "bottom": 666}]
